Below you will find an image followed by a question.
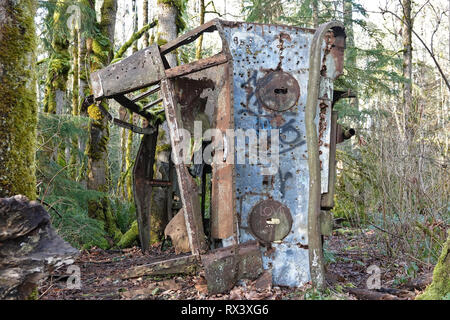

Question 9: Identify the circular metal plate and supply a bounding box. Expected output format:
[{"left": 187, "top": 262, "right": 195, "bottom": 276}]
[
  {"left": 256, "top": 71, "right": 300, "bottom": 112},
  {"left": 249, "top": 200, "right": 293, "bottom": 243}
]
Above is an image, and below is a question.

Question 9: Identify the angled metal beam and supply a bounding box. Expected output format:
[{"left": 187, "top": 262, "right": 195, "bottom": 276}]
[
  {"left": 160, "top": 79, "right": 208, "bottom": 256},
  {"left": 133, "top": 129, "right": 159, "bottom": 253}
]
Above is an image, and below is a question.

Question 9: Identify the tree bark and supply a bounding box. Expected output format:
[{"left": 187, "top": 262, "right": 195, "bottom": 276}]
[
  {"left": 343, "top": 0, "right": 358, "bottom": 111},
  {"left": 86, "top": 0, "right": 122, "bottom": 244},
  {"left": 0, "top": 0, "right": 38, "bottom": 200},
  {"left": 151, "top": 0, "right": 185, "bottom": 243},
  {"left": 312, "top": 0, "right": 319, "bottom": 28},
  {"left": 402, "top": 0, "right": 413, "bottom": 138},
  {"left": 143, "top": 0, "right": 149, "bottom": 47},
  {"left": 69, "top": 28, "right": 80, "bottom": 179},
  {"left": 195, "top": 0, "right": 206, "bottom": 60},
  {"left": 43, "top": 0, "right": 70, "bottom": 115},
  {"left": 157, "top": 1, "right": 178, "bottom": 67}
]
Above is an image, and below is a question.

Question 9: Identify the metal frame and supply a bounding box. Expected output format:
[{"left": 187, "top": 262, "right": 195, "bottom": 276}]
[{"left": 89, "top": 19, "right": 349, "bottom": 292}]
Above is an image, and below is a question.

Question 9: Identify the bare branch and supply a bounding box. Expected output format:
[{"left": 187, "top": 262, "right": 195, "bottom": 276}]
[{"left": 379, "top": 7, "right": 450, "bottom": 91}]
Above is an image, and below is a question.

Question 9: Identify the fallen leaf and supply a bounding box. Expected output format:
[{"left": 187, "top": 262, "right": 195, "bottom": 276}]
[{"left": 195, "top": 283, "right": 208, "bottom": 294}]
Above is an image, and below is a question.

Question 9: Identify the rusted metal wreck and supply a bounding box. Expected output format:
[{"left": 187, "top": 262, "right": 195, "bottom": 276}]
[{"left": 89, "top": 19, "right": 354, "bottom": 294}]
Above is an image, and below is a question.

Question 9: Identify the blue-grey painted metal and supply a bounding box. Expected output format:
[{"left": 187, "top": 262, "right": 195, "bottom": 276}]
[{"left": 221, "top": 22, "right": 335, "bottom": 287}]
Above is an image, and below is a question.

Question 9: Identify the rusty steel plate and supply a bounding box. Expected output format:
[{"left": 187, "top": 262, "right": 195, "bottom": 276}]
[
  {"left": 249, "top": 200, "right": 293, "bottom": 243},
  {"left": 256, "top": 71, "right": 300, "bottom": 112}
]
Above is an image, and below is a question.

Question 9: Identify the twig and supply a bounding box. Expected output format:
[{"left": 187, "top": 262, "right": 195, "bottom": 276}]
[
  {"left": 37, "top": 198, "right": 63, "bottom": 218},
  {"left": 38, "top": 283, "right": 54, "bottom": 300},
  {"left": 378, "top": 7, "right": 450, "bottom": 91},
  {"left": 369, "top": 223, "right": 403, "bottom": 240}
]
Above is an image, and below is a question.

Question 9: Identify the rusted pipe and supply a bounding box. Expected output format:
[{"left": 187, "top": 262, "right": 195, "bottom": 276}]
[
  {"left": 336, "top": 125, "right": 355, "bottom": 144},
  {"left": 305, "top": 21, "right": 345, "bottom": 289}
]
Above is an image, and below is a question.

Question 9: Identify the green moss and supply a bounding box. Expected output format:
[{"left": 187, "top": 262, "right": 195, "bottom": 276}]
[
  {"left": 84, "top": 1, "right": 124, "bottom": 245},
  {"left": 0, "top": 0, "right": 38, "bottom": 200},
  {"left": 156, "top": 37, "right": 168, "bottom": 47},
  {"left": 125, "top": 114, "right": 134, "bottom": 201},
  {"left": 416, "top": 232, "right": 450, "bottom": 300},
  {"left": 43, "top": 0, "right": 71, "bottom": 114},
  {"left": 87, "top": 198, "right": 123, "bottom": 245},
  {"left": 156, "top": 143, "right": 171, "bottom": 153},
  {"left": 114, "top": 21, "right": 158, "bottom": 61},
  {"left": 26, "top": 287, "right": 39, "bottom": 300},
  {"left": 87, "top": 104, "right": 103, "bottom": 121},
  {"left": 117, "top": 220, "right": 139, "bottom": 248}
]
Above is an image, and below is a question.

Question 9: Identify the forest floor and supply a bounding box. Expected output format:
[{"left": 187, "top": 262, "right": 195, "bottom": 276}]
[{"left": 38, "top": 228, "right": 432, "bottom": 300}]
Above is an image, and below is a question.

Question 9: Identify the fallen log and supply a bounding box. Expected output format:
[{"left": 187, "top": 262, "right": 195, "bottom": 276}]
[
  {"left": 122, "top": 255, "right": 199, "bottom": 279},
  {"left": 403, "top": 272, "right": 433, "bottom": 291}
]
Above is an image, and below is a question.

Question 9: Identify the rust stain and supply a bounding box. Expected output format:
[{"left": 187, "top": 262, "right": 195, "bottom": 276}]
[
  {"left": 318, "top": 102, "right": 328, "bottom": 147},
  {"left": 270, "top": 113, "right": 286, "bottom": 127}
]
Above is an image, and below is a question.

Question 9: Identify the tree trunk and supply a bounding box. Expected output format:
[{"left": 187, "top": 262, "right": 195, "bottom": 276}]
[
  {"left": 76, "top": 1, "right": 90, "bottom": 186},
  {"left": 150, "top": 0, "right": 185, "bottom": 243},
  {"left": 0, "top": 0, "right": 38, "bottom": 200},
  {"left": 195, "top": 0, "right": 205, "bottom": 60},
  {"left": 143, "top": 0, "right": 149, "bottom": 48},
  {"left": 69, "top": 28, "right": 80, "bottom": 179},
  {"left": 343, "top": 0, "right": 358, "bottom": 111},
  {"left": 157, "top": 1, "right": 178, "bottom": 67},
  {"left": 86, "top": 0, "right": 122, "bottom": 244},
  {"left": 402, "top": 0, "right": 413, "bottom": 138},
  {"left": 312, "top": 0, "right": 319, "bottom": 28},
  {"left": 126, "top": 0, "right": 139, "bottom": 202},
  {"left": 43, "top": 0, "right": 70, "bottom": 115}
]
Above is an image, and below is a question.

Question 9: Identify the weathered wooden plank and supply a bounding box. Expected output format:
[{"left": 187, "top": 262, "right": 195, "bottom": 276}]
[{"left": 122, "top": 255, "right": 199, "bottom": 279}]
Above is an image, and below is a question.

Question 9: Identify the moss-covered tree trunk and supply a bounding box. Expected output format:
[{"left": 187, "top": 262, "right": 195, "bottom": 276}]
[
  {"left": 0, "top": 0, "right": 38, "bottom": 200},
  {"left": 75, "top": 0, "right": 90, "bottom": 186},
  {"left": 143, "top": 0, "right": 149, "bottom": 48},
  {"left": 125, "top": 0, "right": 139, "bottom": 202},
  {"left": 86, "top": 0, "right": 122, "bottom": 244},
  {"left": 43, "top": 0, "right": 70, "bottom": 115},
  {"left": 416, "top": 232, "right": 450, "bottom": 300},
  {"left": 69, "top": 28, "right": 79, "bottom": 179}
]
